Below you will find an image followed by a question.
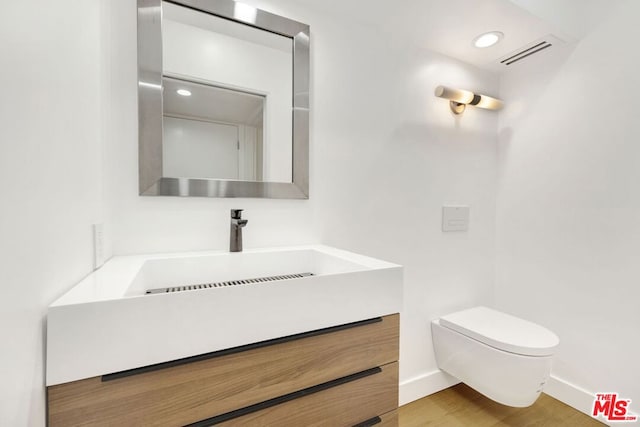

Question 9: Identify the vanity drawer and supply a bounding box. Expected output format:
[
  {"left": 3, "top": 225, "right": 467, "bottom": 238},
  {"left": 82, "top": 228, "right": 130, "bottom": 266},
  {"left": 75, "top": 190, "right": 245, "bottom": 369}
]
[
  {"left": 48, "top": 314, "right": 399, "bottom": 427},
  {"left": 214, "top": 362, "right": 398, "bottom": 427}
]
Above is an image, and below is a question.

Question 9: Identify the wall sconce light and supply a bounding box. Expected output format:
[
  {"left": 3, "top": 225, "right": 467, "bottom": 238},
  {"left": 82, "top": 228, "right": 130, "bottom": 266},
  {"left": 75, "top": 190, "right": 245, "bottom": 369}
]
[{"left": 435, "top": 85, "right": 503, "bottom": 115}]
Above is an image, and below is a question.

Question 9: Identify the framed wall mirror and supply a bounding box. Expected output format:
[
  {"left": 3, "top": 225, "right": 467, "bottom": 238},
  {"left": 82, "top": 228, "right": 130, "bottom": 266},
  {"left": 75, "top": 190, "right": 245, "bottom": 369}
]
[{"left": 137, "top": 0, "right": 310, "bottom": 198}]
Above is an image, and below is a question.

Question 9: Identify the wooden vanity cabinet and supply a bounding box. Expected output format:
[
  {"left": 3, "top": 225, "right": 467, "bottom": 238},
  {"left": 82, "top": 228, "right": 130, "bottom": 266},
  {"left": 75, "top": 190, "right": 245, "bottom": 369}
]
[{"left": 48, "top": 314, "right": 399, "bottom": 426}]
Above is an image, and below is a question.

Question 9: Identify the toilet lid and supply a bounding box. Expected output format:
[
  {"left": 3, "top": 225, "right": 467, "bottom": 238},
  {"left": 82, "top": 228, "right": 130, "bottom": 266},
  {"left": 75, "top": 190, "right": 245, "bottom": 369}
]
[{"left": 439, "top": 306, "right": 559, "bottom": 356}]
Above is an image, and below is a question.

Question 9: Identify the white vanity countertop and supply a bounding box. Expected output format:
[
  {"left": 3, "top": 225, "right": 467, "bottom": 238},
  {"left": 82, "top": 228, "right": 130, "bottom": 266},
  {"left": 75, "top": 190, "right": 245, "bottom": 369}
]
[
  {"left": 51, "top": 244, "right": 400, "bottom": 306},
  {"left": 47, "top": 244, "right": 403, "bottom": 386}
]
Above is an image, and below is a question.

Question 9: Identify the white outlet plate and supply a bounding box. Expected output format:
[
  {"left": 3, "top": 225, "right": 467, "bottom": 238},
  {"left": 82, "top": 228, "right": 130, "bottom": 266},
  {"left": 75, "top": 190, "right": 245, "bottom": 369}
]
[
  {"left": 442, "top": 206, "right": 470, "bottom": 232},
  {"left": 93, "top": 223, "right": 105, "bottom": 269}
]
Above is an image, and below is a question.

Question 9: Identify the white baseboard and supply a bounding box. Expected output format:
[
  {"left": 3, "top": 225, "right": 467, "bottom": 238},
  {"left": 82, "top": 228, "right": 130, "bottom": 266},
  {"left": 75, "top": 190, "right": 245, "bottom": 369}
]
[
  {"left": 400, "top": 371, "right": 618, "bottom": 426},
  {"left": 544, "top": 375, "right": 611, "bottom": 425},
  {"left": 399, "top": 369, "right": 460, "bottom": 406}
]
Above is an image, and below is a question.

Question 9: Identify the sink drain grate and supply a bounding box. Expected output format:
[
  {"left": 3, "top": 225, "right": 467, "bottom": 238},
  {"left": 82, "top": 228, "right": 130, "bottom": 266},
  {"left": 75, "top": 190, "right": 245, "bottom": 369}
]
[{"left": 145, "top": 272, "right": 314, "bottom": 295}]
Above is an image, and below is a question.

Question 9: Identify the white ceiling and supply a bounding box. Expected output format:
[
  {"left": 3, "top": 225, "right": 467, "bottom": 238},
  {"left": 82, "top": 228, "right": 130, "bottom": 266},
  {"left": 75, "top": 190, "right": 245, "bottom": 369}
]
[{"left": 295, "top": 0, "right": 621, "bottom": 72}]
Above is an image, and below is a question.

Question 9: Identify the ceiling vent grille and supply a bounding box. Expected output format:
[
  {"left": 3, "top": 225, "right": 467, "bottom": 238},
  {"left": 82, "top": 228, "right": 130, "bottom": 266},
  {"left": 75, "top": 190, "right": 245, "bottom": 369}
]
[{"left": 497, "top": 34, "right": 564, "bottom": 66}]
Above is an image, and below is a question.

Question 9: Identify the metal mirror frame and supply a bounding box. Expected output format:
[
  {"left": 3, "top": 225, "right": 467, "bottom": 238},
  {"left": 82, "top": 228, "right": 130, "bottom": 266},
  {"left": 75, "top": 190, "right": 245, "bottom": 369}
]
[{"left": 137, "top": 0, "right": 310, "bottom": 198}]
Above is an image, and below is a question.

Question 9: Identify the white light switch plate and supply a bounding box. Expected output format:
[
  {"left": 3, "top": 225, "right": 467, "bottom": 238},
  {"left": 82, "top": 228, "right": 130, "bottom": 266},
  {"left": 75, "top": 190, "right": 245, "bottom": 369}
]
[{"left": 442, "top": 205, "right": 470, "bottom": 232}]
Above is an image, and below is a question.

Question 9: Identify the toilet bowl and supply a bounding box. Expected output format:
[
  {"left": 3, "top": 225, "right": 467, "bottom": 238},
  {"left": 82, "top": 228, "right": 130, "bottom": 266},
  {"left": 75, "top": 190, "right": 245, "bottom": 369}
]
[{"left": 432, "top": 306, "right": 559, "bottom": 407}]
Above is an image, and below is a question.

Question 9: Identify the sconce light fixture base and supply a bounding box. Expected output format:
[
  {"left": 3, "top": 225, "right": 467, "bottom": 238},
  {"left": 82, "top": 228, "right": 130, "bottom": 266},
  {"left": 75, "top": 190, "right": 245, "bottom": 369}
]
[{"left": 450, "top": 101, "right": 466, "bottom": 115}]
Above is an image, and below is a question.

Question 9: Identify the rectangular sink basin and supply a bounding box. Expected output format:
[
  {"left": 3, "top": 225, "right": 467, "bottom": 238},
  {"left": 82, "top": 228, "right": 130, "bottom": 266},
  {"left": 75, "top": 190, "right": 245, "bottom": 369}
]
[{"left": 47, "top": 245, "right": 402, "bottom": 386}]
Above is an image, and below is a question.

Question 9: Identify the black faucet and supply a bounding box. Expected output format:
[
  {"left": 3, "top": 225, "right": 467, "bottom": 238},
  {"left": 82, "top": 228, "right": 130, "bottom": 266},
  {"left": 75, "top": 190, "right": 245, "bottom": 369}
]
[{"left": 230, "top": 209, "right": 248, "bottom": 252}]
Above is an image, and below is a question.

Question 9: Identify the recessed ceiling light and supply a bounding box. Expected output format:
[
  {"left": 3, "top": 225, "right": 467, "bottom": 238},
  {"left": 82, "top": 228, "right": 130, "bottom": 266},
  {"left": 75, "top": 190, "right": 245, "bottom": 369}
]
[
  {"left": 176, "top": 89, "right": 192, "bottom": 97},
  {"left": 473, "top": 31, "right": 504, "bottom": 48}
]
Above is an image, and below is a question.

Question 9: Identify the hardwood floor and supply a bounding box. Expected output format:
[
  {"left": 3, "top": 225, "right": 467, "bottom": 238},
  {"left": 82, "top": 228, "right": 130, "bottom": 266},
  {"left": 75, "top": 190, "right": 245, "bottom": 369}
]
[{"left": 399, "top": 384, "right": 605, "bottom": 427}]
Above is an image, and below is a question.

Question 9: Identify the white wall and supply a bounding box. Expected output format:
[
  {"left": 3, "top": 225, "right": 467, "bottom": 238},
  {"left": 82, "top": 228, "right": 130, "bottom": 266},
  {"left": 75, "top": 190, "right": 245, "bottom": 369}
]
[
  {"left": 163, "top": 117, "right": 240, "bottom": 179},
  {"left": 497, "top": 0, "right": 640, "bottom": 415},
  {"left": 0, "top": 1, "right": 105, "bottom": 425}
]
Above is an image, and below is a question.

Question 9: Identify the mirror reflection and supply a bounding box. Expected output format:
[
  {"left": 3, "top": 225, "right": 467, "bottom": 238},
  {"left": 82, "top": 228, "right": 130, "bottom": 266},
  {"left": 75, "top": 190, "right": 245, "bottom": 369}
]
[
  {"left": 162, "top": 1, "right": 293, "bottom": 183},
  {"left": 163, "top": 77, "right": 265, "bottom": 181}
]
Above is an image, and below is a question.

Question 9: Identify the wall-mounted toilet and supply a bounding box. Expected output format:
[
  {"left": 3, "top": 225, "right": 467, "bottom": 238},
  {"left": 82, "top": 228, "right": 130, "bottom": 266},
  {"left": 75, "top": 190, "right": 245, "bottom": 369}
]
[{"left": 432, "top": 306, "right": 559, "bottom": 407}]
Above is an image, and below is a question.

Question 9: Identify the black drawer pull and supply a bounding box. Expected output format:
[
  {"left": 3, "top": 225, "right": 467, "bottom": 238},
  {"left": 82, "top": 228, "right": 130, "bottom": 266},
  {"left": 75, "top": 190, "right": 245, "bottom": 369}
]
[{"left": 353, "top": 415, "right": 382, "bottom": 427}]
